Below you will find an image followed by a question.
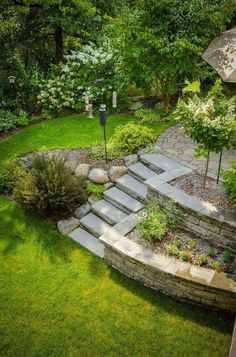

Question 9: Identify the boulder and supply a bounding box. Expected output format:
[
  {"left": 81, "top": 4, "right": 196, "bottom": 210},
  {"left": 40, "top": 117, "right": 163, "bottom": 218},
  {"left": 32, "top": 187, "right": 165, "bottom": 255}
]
[
  {"left": 88, "top": 194, "right": 100, "bottom": 205},
  {"left": 57, "top": 217, "right": 79, "bottom": 235},
  {"left": 74, "top": 202, "right": 91, "bottom": 219},
  {"left": 124, "top": 154, "right": 138, "bottom": 166},
  {"left": 88, "top": 168, "right": 109, "bottom": 184},
  {"left": 109, "top": 166, "right": 127, "bottom": 182},
  {"left": 75, "top": 163, "right": 91, "bottom": 178}
]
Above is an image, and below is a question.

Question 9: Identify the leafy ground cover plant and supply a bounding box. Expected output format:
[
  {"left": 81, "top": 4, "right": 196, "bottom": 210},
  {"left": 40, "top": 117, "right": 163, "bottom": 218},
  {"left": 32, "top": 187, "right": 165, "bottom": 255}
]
[
  {"left": 0, "top": 109, "right": 29, "bottom": 133},
  {"left": 180, "top": 250, "right": 192, "bottom": 262},
  {"left": 87, "top": 182, "right": 105, "bottom": 199},
  {"left": 135, "top": 109, "right": 160, "bottom": 124},
  {"left": 14, "top": 154, "right": 87, "bottom": 218},
  {"left": 0, "top": 160, "right": 24, "bottom": 194},
  {"left": 137, "top": 200, "right": 181, "bottom": 241},
  {"left": 221, "top": 161, "right": 236, "bottom": 206},
  {"left": 167, "top": 245, "right": 180, "bottom": 257},
  {"left": 198, "top": 254, "right": 208, "bottom": 266}
]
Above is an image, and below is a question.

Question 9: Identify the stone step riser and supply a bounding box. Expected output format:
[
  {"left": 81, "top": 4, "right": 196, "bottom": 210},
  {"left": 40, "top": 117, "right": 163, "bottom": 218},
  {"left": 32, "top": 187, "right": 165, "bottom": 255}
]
[
  {"left": 128, "top": 162, "right": 158, "bottom": 183},
  {"left": 115, "top": 174, "right": 147, "bottom": 203},
  {"left": 80, "top": 213, "right": 111, "bottom": 238},
  {"left": 127, "top": 169, "right": 144, "bottom": 183},
  {"left": 91, "top": 200, "right": 128, "bottom": 225},
  {"left": 104, "top": 196, "right": 131, "bottom": 214},
  {"left": 68, "top": 227, "right": 104, "bottom": 258},
  {"left": 116, "top": 181, "right": 146, "bottom": 203}
]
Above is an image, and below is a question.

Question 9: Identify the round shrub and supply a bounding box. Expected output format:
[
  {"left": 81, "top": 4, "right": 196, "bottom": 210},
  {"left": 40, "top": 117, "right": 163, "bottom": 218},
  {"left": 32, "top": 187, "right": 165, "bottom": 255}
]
[
  {"left": 112, "top": 122, "right": 156, "bottom": 154},
  {"left": 14, "top": 154, "right": 87, "bottom": 218}
]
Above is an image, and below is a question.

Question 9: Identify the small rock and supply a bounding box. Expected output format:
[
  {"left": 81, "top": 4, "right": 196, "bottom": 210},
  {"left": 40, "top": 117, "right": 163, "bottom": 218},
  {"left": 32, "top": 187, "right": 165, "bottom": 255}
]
[
  {"left": 88, "top": 168, "right": 109, "bottom": 184},
  {"left": 88, "top": 194, "right": 100, "bottom": 205},
  {"left": 75, "top": 163, "right": 91, "bottom": 178},
  {"left": 124, "top": 154, "right": 138, "bottom": 166},
  {"left": 57, "top": 217, "right": 79, "bottom": 235},
  {"left": 65, "top": 159, "right": 79, "bottom": 172},
  {"left": 104, "top": 182, "right": 114, "bottom": 189},
  {"left": 75, "top": 202, "right": 91, "bottom": 219},
  {"left": 109, "top": 166, "right": 127, "bottom": 182}
]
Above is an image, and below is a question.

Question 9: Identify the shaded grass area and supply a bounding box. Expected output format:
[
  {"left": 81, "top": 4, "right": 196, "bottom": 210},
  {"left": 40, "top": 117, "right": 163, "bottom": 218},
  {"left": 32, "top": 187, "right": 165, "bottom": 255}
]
[
  {"left": 0, "top": 113, "right": 170, "bottom": 166},
  {"left": 0, "top": 195, "right": 233, "bottom": 356}
]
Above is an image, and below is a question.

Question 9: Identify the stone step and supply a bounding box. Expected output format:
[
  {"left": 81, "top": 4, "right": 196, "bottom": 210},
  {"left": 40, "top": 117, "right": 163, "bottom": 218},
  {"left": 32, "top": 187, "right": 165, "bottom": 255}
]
[
  {"left": 68, "top": 227, "right": 104, "bottom": 258},
  {"left": 115, "top": 174, "right": 147, "bottom": 202},
  {"left": 80, "top": 213, "right": 111, "bottom": 238},
  {"left": 128, "top": 162, "right": 158, "bottom": 182},
  {"left": 91, "top": 199, "right": 128, "bottom": 225},
  {"left": 140, "top": 153, "right": 183, "bottom": 173},
  {"left": 104, "top": 187, "right": 144, "bottom": 214}
]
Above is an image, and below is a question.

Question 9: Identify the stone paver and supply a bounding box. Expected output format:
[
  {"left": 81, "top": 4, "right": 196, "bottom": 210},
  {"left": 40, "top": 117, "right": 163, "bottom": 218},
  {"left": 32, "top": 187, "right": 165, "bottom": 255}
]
[
  {"left": 92, "top": 200, "right": 128, "bottom": 225},
  {"left": 115, "top": 174, "right": 147, "bottom": 202},
  {"left": 140, "top": 153, "right": 183, "bottom": 172},
  {"left": 80, "top": 213, "right": 111, "bottom": 237},
  {"left": 104, "top": 187, "right": 144, "bottom": 213},
  {"left": 157, "top": 125, "right": 236, "bottom": 179},
  {"left": 128, "top": 162, "right": 158, "bottom": 182},
  {"left": 69, "top": 227, "right": 104, "bottom": 258}
]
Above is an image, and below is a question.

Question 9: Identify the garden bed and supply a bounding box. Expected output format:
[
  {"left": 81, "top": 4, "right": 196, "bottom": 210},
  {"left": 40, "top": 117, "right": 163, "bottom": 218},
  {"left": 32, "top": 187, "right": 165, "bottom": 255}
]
[
  {"left": 128, "top": 228, "right": 236, "bottom": 275},
  {"left": 22, "top": 148, "right": 124, "bottom": 171},
  {"left": 170, "top": 172, "right": 234, "bottom": 211}
]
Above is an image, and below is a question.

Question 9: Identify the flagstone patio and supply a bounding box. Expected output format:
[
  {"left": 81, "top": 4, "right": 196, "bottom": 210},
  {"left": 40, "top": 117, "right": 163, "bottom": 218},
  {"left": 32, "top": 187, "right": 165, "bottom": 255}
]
[{"left": 157, "top": 125, "right": 236, "bottom": 179}]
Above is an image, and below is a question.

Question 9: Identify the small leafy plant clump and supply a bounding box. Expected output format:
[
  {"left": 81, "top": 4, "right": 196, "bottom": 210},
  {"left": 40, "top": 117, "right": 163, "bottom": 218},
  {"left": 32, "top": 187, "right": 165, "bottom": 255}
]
[
  {"left": 198, "top": 254, "right": 208, "bottom": 266},
  {"left": 14, "top": 154, "right": 87, "bottom": 218},
  {"left": 87, "top": 182, "right": 105, "bottom": 199},
  {"left": 208, "top": 247, "right": 217, "bottom": 258},
  {"left": 180, "top": 250, "right": 192, "bottom": 262},
  {"left": 167, "top": 245, "right": 180, "bottom": 257},
  {"left": 211, "top": 260, "right": 221, "bottom": 271},
  {"left": 0, "top": 109, "right": 29, "bottom": 133},
  {"left": 187, "top": 239, "right": 196, "bottom": 249},
  {"left": 137, "top": 200, "right": 181, "bottom": 241},
  {"left": 222, "top": 250, "right": 233, "bottom": 264},
  {"left": 221, "top": 161, "right": 236, "bottom": 206}
]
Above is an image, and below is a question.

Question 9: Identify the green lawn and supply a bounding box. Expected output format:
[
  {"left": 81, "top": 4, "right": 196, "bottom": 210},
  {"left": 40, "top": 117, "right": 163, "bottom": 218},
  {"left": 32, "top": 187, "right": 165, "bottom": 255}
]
[
  {"left": 0, "top": 195, "right": 233, "bottom": 356},
  {"left": 0, "top": 113, "right": 170, "bottom": 166},
  {"left": 0, "top": 114, "right": 234, "bottom": 356}
]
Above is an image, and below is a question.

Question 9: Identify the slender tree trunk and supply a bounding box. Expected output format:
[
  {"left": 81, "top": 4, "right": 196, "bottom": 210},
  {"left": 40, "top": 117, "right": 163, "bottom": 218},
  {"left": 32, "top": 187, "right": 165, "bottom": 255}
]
[
  {"left": 203, "top": 150, "right": 210, "bottom": 189},
  {"left": 54, "top": 26, "right": 64, "bottom": 64},
  {"left": 163, "top": 94, "right": 170, "bottom": 114}
]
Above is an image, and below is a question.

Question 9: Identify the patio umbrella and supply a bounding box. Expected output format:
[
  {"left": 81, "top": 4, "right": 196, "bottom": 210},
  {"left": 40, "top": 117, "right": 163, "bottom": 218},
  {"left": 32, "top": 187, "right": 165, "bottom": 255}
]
[{"left": 202, "top": 28, "right": 236, "bottom": 82}]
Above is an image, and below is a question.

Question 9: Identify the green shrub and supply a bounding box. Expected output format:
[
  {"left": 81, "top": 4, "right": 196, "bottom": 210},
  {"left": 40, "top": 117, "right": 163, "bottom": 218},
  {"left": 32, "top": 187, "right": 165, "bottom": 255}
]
[
  {"left": 14, "top": 154, "right": 87, "bottom": 218},
  {"left": 135, "top": 109, "right": 160, "bottom": 124},
  {"left": 223, "top": 264, "right": 234, "bottom": 274},
  {"left": 89, "top": 140, "right": 123, "bottom": 160},
  {"left": 187, "top": 239, "right": 196, "bottom": 249},
  {"left": 0, "top": 109, "right": 18, "bottom": 132},
  {"left": 112, "top": 122, "right": 156, "bottom": 154},
  {"left": 211, "top": 260, "right": 221, "bottom": 271},
  {"left": 180, "top": 250, "right": 192, "bottom": 262},
  {"left": 0, "top": 160, "right": 24, "bottom": 194},
  {"left": 167, "top": 245, "right": 180, "bottom": 257},
  {"left": 198, "top": 254, "right": 208, "bottom": 266},
  {"left": 16, "top": 110, "right": 29, "bottom": 127},
  {"left": 222, "top": 250, "right": 232, "bottom": 264},
  {"left": 87, "top": 182, "right": 105, "bottom": 199},
  {"left": 208, "top": 247, "right": 217, "bottom": 258},
  {"left": 221, "top": 161, "right": 236, "bottom": 206},
  {"left": 137, "top": 200, "right": 181, "bottom": 241}
]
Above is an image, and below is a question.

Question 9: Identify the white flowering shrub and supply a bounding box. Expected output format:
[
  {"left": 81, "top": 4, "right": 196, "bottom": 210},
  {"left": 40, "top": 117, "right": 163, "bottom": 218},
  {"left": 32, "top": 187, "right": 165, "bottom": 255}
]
[{"left": 38, "top": 45, "right": 115, "bottom": 118}]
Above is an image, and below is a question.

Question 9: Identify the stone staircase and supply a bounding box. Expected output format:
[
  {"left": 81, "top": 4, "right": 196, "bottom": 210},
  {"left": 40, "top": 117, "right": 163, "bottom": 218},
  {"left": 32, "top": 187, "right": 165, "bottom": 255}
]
[{"left": 67, "top": 154, "right": 164, "bottom": 258}]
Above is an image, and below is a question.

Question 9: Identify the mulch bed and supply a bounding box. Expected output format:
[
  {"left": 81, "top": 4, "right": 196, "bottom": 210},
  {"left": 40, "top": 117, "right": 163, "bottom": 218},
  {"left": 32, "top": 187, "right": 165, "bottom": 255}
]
[
  {"left": 22, "top": 148, "right": 124, "bottom": 171},
  {"left": 170, "top": 172, "right": 235, "bottom": 211},
  {"left": 128, "top": 228, "right": 236, "bottom": 275}
]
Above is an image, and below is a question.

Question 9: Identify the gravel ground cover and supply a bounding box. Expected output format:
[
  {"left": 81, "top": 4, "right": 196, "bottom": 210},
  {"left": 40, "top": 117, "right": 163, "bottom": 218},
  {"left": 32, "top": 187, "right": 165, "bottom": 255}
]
[{"left": 170, "top": 172, "right": 234, "bottom": 211}]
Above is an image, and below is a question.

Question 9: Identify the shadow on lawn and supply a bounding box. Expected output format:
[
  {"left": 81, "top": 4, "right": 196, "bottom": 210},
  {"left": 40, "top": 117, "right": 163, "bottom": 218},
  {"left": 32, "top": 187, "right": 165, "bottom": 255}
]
[{"left": 105, "top": 263, "right": 234, "bottom": 335}]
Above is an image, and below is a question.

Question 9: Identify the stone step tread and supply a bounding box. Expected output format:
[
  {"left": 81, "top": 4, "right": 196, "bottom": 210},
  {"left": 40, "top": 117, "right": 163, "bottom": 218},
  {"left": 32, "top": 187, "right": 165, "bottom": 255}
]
[
  {"left": 104, "top": 187, "right": 144, "bottom": 213},
  {"left": 68, "top": 227, "right": 104, "bottom": 258},
  {"left": 115, "top": 174, "right": 147, "bottom": 202},
  {"left": 128, "top": 162, "right": 158, "bottom": 182},
  {"left": 80, "top": 213, "right": 111, "bottom": 238},
  {"left": 92, "top": 200, "right": 128, "bottom": 225},
  {"left": 140, "top": 153, "right": 183, "bottom": 172}
]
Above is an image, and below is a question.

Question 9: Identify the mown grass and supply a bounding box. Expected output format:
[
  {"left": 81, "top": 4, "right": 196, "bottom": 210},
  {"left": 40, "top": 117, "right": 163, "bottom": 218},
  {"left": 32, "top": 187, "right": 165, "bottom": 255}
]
[
  {"left": 0, "top": 114, "right": 234, "bottom": 356},
  {"left": 0, "top": 196, "right": 233, "bottom": 356},
  {"left": 0, "top": 113, "right": 170, "bottom": 166}
]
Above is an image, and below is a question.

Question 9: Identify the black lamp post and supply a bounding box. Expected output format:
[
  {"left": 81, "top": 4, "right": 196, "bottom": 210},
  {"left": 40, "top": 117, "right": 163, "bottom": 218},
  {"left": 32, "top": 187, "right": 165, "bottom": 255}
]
[{"left": 95, "top": 78, "right": 108, "bottom": 163}]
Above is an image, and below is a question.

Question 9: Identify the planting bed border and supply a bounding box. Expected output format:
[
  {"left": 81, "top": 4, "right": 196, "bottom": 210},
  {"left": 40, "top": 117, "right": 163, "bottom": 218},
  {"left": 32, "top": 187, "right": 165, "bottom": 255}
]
[
  {"left": 141, "top": 154, "right": 236, "bottom": 253},
  {"left": 99, "top": 214, "right": 236, "bottom": 312},
  {"left": 99, "top": 213, "right": 236, "bottom": 312}
]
